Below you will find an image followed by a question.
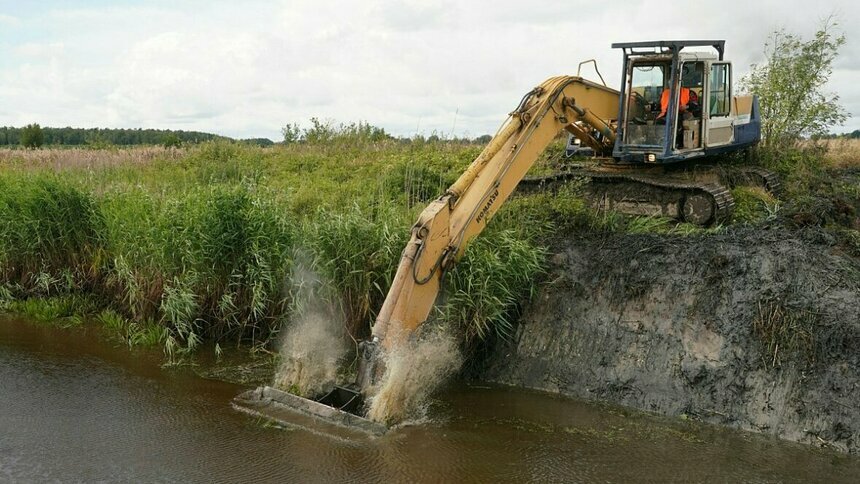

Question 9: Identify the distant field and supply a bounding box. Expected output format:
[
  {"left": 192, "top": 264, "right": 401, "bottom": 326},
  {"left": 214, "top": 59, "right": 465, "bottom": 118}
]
[{"left": 819, "top": 138, "right": 860, "bottom": 168}]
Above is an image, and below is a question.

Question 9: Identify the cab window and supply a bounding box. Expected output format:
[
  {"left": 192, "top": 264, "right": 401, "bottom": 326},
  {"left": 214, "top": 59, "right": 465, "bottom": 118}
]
[
  {"left": 623, "top": 63, "right": 667, "bottom": 146},
  {"left": 709, "top": 64, "right": 730, "bottom": 117}
]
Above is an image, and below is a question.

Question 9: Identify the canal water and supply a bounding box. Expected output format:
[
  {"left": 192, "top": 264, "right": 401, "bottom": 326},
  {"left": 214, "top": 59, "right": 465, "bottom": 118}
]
[{"left": 2, "top": 316, "right": 859, "bottom": 483}]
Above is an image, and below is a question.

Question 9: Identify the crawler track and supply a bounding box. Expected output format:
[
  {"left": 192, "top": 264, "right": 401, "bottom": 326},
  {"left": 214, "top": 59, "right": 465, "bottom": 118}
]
[
  {"left": 519, "top": 169, "right": 734, "bottom": 225},
  {"left": 735, "top": 165, "right": 781, "bottom": 195},
  {"left": 518, "top": 160, "right": 782, "bottom": 226}
]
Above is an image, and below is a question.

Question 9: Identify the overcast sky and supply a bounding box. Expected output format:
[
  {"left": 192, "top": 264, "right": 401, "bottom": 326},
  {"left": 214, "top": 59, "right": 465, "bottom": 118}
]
[{"left": 1, "top": 0, "right": 858, "bottom": 140}]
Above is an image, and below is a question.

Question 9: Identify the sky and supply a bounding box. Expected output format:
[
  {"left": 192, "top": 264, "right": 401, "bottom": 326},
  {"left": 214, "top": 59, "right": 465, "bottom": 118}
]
[{"left": 1, "top": 0, "right": 858, "bottom": 141}]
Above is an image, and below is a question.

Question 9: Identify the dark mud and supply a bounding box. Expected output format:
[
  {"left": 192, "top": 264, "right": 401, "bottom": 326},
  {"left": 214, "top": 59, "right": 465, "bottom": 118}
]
[{"left": 483, "top": 226, "right": 860, "bottom": 453}]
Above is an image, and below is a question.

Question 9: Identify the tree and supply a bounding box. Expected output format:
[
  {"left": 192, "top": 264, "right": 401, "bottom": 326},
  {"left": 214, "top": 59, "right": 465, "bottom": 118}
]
[
  {"left": 162, "top": 133, "right": 182, "bottom": 148},
  {"left": 20, "top": 123, "right": 44, "bottom": 149},
  {"left": 241, "top": 138, "right": 275, "bottom": 147},
  {"left": 281, "top": 123, "right": 301, "bottom": 144},
  {"left": 741, "top": 17, "right": 847, "bottom": 147},
  {"left": 303, "top": 117, "right": 335, "bottom": 144},
  {"left": 86, "top": 131, "right": 114, "bottom": 150}
]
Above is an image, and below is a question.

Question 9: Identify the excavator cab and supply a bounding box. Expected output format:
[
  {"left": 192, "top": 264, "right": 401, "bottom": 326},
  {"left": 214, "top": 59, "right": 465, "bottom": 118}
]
[{"left": 611, "top": 40, "right": 760, "bottom": 164}]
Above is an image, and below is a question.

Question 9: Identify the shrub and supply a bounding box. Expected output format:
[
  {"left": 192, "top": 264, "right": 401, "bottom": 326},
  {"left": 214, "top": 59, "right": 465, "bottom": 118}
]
[
  {"left": 442, "top": 227, "right": 546, "bottom": 345},
  {"left": 0, "top": 174, "right": 104, "bottom": 293},
  {"left": 742, "top": 17, "right": 847, "bottom": 148},
  {"left": 20, "top": 123, "right": 44, "bottom": 149},
  {"left": 304, "top": 206, "right": 410, "bottom": 337},
  {"left": 0, "top": 141, "right": 551, "bottom": 362},
  {"left": 101, "top": 184, "right": 296, "bottom": 349}
]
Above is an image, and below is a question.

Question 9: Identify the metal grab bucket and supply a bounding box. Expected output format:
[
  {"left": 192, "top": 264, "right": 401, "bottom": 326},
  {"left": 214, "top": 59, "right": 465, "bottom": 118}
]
[
  {"left": 316, "top": 385, "right": 363, "bottom": 414},
  {"left": 232, "top": 386, "right": 388, "bottom": 437}
]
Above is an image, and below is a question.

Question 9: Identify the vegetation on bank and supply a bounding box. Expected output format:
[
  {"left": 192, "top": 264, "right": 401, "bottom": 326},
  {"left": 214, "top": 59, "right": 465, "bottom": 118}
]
[
  {"left": 731, "top": 18, "right": 858, "bottom": 253},
  {"left": 742, "top": 17, "right": 847, "bottom": 146},
  {"left": 0, "top": 139, "right": 553, "bottom": 360},
  {"left": 1, "top": 118, "right": 495, "bottom": 150},
  {"left": 1, "top": 133, "right": 857, "bottom": 361}
]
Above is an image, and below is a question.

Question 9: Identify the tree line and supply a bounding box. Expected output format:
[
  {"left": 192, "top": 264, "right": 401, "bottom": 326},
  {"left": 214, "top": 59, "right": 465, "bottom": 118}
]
[
  {"left": 0, "top": 125, "right": 276, "bottom": 148},
  {"left": 812, "top": 130, "right": 860, "bottom": 140},
  {"left": 281, "top": 118, "right": 493, "bottom": 146}
]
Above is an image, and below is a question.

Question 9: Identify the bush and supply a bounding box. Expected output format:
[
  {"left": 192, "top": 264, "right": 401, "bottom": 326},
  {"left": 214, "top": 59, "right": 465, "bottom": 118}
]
[
  {"left": 0, "top": 174, "right": 104, "bottom": 293},
  {"left": 20, "top": 123, "right": 44, "bottom": 149},
  {"left": 442, "top": 228, "right": 546, "bottom": 345},
  {"left": 378, "top": 159, "right": 454, "bottom": 208},
  {"left": 304, "top": 206, "right": 410, "bottom": 337},
  {"left": 101, "top": 184, "right": 296, "bottom": 349},
  {"left": 742, "top": 17, "right": 847, "bottom": 148},
  {"left": 0, "top": 140, "right": 553, "bottom": 362}
]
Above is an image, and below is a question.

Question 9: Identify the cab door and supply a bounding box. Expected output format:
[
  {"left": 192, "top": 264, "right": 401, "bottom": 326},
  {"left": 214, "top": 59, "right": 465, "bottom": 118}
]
[{"left": 704, "top": 62, "right": 733, "bottom": 146}]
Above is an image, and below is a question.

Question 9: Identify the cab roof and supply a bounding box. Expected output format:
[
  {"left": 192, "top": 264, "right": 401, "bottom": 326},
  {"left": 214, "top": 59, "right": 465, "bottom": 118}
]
[{"left": 612, "top": 40, "right": 725, "bottom": 60}]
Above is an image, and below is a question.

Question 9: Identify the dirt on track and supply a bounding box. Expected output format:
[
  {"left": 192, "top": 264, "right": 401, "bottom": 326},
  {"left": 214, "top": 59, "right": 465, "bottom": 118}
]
[{"left": 482, "top": 225, "right": 860, "bottom": 453}]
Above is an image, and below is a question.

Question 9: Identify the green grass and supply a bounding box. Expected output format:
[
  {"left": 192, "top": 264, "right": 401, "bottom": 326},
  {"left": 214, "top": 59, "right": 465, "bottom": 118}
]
[
  {"left": 5, "top": 139, "right": 850, "bottom": 361},
  {"left": 0, "top": 174, "right": 104, "bottom": 294},
  {"left": 442, "top": 227, "right": 547, "bottom": 345},
  {"left": 96, "top": 309, "right": 169, "bottom": 349},
  {"left": 754, "top": 144, "right": 859, "bottom": 243},
  {"left": 731, "top": 186, "right": 780, "bottom": 224},
  {"left": 6, "top": 294, "right": 101, "bottom": 327},
  {"left": 0, "top": 140, "right": 552, "bottom": 358}
]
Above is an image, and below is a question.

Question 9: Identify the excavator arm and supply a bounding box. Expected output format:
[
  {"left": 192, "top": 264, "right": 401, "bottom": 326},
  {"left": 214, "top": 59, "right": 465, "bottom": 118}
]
[
  {"left": 370, "top": 76, "right": 619, "bottom": 353},
  {"left": 235, "top": 76, "right": 622, "bottom": 433},
  {"left": 236, "top": 53, "right": 768, "bottom": 432}
]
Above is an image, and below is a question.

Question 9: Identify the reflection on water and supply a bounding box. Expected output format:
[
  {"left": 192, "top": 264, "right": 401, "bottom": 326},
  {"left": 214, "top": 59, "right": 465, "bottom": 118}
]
[{"left": 2, "top": 317, "right": 859, "bottom": 483}]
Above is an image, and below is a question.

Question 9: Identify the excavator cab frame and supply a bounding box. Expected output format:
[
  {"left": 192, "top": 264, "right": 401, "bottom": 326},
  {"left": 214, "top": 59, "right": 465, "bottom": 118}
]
[{"left": 611, "top": 40, "right": 760, "bottom": 164}]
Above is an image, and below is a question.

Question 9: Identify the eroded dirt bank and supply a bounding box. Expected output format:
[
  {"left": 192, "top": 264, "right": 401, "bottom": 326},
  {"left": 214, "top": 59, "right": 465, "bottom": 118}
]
[{"left": 482, "top": 226, "right": 860, "bottom": 453}]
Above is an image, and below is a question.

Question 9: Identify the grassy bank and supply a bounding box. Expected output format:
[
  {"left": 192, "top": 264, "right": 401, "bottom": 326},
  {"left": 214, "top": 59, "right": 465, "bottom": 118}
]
[
  {"left": 0, "top": 140, "right": 557, "bottom": 359},
  {"left": 750, "top": 141, "right": 860, "bottom": 255},
  {"left": 2, "top": 138, "right": 857, "bottom": 361}
]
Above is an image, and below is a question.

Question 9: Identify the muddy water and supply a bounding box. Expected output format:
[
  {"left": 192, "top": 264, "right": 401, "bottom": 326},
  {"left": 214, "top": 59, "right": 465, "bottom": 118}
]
[{"left": 2, "top": 317, "right": 859, "bottom": 483}]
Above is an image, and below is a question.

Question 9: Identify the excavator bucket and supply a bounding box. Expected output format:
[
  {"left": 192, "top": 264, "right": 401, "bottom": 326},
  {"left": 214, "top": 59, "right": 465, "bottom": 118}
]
[
  {"left": 232, "top": 385, "right": 388, "bottom": 438},
  {"left": 232, "top": 343, "right": 387, "bottom": 437}
]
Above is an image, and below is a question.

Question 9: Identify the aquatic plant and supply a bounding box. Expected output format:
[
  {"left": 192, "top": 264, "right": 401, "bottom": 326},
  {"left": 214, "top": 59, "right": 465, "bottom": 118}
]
[{"left": 0, "top": 142, "right": 551, "bottom": 360}]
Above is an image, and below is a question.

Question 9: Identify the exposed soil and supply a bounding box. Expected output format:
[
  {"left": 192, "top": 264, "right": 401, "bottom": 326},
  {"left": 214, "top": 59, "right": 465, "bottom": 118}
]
[{"left": 481, "top": 225, "right": 860, "bottom": 453}]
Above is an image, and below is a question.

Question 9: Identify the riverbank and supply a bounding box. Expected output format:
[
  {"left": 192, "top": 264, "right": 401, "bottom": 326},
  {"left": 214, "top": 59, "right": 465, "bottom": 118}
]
[
  {"left": 3, "top": 142, "right": 859, "bottom": 452},
  {"left": 0, "top": 141, "right": 548, "bottom": 358},
  {"left": 482, "top": 225, "right": 860, "bottom": 453}
]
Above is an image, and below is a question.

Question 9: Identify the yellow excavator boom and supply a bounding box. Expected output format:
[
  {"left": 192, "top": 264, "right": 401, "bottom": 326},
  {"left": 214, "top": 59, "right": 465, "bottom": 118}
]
[
  {"left": 238, "top": 76, "right": 622, "bottom": 433},
  {"left": 371, "top": 76, "right": 619, "bottom": 350}
]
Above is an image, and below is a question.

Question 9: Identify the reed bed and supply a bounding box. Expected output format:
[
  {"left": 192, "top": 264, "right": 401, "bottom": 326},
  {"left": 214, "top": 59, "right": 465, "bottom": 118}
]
[
  {"left": 0, "top": 141, "right": 549, "bottom": 358},
  {"left": 0, "top": 146, "right": 185, "bottom": 171},
  {"left": 820, "top": 138, "right": 860, "bottom": 169}
]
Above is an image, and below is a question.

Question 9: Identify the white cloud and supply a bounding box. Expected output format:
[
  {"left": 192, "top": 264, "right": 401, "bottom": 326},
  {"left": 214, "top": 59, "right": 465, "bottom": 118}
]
[
  {"left": 0, "top": 0, "right": 858, "bottom": 139},
  {"left": 0, "top": 13, "right": 20, "bottom": 26},
  {"left": 12, "top": 42, "right": 65, "bottom": 58}
]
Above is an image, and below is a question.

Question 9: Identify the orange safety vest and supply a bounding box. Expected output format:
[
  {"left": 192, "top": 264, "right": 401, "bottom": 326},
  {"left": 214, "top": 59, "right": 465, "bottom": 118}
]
[{"left": 659, "top": 87, "right": 691, "bottom": 118}]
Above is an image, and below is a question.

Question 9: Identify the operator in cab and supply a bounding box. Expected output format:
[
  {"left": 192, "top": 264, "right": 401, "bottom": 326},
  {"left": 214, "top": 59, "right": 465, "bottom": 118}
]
[{"left": 655, "top": 79, "right": 696, "bottom": 124}]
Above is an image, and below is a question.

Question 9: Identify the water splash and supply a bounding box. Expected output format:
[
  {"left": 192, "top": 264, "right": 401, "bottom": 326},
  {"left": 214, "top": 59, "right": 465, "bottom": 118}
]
[
  {"left": 273, "top": 262, "right": 348, "bottom": 397},
  {"left": 366, "top": 330, "right": 462, "bottom": 425}
]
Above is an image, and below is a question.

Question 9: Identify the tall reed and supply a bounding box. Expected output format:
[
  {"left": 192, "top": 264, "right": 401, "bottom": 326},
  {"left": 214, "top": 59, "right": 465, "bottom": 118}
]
[{"left": 1, "top": 141, "right": 553, "bottom": 359}]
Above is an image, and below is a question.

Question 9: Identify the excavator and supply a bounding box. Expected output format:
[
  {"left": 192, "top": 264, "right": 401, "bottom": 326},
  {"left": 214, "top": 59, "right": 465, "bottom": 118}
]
[{"left": 233, "top": 40, "right": 778, "bottom": 435}]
